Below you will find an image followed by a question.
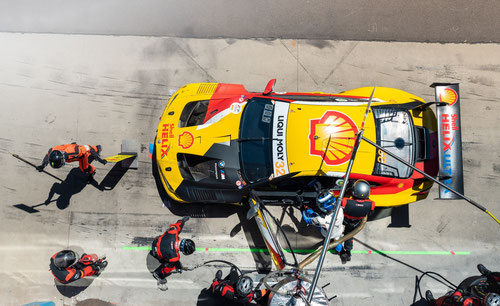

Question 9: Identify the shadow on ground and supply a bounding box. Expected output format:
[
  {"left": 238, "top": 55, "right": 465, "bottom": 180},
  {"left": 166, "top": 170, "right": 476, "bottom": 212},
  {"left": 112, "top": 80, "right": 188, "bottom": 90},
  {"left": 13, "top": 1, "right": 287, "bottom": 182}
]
[
  {"left": 13, "top": 161, "right": 130, "bottom": 213},
  {"left": 99, "top": 159, "right": 131, "bottom": 191},
  {"left": 54, "top": 277, "right": 95, "bottom": 298},
  {"left": 75, "top": 299, "right": 114, "bottom": 306}
]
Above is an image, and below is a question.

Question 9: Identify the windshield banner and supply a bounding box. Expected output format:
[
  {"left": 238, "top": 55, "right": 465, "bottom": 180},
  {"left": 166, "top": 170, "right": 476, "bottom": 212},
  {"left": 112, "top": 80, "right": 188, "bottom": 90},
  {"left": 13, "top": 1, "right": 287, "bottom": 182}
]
[
  {"left": 272, "top": 101, "right": 290, "bottom": 177},
  {"left": 433, "top": 83, "right": 464, "bottom": 199}
]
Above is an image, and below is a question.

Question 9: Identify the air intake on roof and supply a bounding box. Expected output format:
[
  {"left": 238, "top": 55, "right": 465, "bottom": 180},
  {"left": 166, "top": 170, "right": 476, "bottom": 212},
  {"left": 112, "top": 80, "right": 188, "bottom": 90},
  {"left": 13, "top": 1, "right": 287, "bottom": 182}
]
[{"left": 197, "top": 83, "right": 217, "bottom": 95}]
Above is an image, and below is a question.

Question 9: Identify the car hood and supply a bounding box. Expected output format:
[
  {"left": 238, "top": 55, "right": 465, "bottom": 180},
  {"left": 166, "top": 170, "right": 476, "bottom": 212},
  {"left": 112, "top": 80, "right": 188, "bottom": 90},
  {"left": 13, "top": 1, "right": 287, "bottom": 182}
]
[{"left": 272, "top": 101, "right": 377, "bottom": 178}]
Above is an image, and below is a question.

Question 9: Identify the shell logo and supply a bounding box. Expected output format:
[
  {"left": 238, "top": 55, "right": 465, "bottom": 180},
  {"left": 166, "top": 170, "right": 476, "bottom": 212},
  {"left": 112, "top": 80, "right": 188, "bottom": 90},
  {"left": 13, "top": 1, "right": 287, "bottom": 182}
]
[
  {"left": 309, "top": 111, "right": 359, "bottom": 166},
  {"left": 178, "top": 131, "right": 194, "bottom": 149},
  {"left": 438, "top": 88, "right": 458, "bottom": 105}
]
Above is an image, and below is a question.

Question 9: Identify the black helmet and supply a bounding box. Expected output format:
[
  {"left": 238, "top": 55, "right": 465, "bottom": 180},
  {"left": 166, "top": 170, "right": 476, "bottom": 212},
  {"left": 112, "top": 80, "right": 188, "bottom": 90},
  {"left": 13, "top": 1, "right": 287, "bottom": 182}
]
[
  {"left": 485, "top": 293, "right": 500, "bottom": 306},
  {"left": 179, "top": 239, "right": 195, "bottom": 255},
  {"left": 236, "top": 276, "right": 253, "bottom": 297},
  {"left": 54, "top": 250, "right": 78, "bottom": 269},
  {"left": 351, "top": 179, "right": 370, "bottom": 199},
  {"left": 49, "top": 150, "right": 66, "bottom": 169},
  {"left": 316, "top": 190, "right": 336, "bottom": 213}
]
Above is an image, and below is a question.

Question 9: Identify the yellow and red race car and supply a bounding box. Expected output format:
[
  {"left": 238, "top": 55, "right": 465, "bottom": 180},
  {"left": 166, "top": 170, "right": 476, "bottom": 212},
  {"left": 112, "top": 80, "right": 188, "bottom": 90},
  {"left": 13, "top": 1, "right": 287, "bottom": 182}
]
[{"left": 155, "top": 80, "right": 439, "bottom": 209}]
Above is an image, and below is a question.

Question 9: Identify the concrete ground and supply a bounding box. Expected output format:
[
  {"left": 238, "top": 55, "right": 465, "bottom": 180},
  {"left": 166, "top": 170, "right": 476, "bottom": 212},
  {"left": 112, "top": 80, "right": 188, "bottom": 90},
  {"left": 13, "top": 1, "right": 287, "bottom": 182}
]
[
  {"left": 0, "top": 33, "right": 499, "bottom": 305},
  {"left": 1, "top": 0, "right": 499, "bottom": 43}
]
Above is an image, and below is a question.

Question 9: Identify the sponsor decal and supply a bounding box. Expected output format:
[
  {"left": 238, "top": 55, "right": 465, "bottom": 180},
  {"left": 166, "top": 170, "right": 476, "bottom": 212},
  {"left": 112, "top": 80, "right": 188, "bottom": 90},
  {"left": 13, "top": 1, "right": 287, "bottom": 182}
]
[
  {"left": 214, "top": 163, "right": 219, "bottom": 179},
  {"left": 236, "top": 180, "right": 242, "bottom": 186},
  {"left": 309, "top": 111, "right": 359, "bottom": 166},
  {"left": 440, "top": 113, "right": 459, "bottom": 192},
  {"left": 220, "top": 169, "right": 226, "bottom": 180},
  {"left": 438, "top": 88, "right": 458, "bottom": 106},
  {"left": 230, "top": 103, "right": 243, "bottom": 114},
  {"left": 434, "top": 83, "right": 464, "bottom": 198},
  {"left": 219, "top": 160, "right": 225, "bottom": 168},
  {"left": 178, "top": 131, "right": 194, "bottom": 149},
  {"left": 234, "top": 170, "right": 248, "bottom": 185},
  {"left": 272, "top": 102, "right": 290, "bottom": 177},
  {"left": 160, "top": 123, "right": 174, "bottom": 158},
  {"left": 197, "top": 102, "right": 247, "bottom": 130}
]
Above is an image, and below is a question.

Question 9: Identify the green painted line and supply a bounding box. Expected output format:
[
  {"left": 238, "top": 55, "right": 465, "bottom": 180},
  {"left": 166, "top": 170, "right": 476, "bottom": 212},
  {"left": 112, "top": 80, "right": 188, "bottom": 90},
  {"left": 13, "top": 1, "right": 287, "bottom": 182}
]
[
  {"left": 352, "top": 250, "right": 470, "bottom": 255},
  {"left": 123, "top": 246, "right": 469, "bottom": 255},
  {"left": 123, "top": 246, "right": 152, "bottom": 250},
  {"left": 203, "top": 247, "right": 268, "bottom": 252}
]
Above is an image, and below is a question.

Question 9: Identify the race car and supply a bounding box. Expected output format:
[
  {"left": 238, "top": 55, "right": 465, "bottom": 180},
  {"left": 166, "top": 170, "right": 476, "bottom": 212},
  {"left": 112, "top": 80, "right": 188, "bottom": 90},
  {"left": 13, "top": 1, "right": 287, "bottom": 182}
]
[{"left": 155, "top": 79, "right": 439, "bottom": 208}]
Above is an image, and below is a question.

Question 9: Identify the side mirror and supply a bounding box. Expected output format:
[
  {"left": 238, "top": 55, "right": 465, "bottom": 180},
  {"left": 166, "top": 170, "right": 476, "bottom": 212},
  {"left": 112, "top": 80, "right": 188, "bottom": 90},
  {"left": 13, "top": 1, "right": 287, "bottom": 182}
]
[{"left": 263, "top": 79, "right": 276, "bottom": 95}]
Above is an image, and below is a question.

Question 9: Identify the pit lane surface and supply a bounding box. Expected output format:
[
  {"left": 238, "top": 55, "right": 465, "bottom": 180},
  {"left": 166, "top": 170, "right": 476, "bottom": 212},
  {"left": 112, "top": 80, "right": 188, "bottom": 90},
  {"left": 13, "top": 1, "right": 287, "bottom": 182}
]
[
  {"left": 1, "top": 0, "right": 500, "bottom": 43},
  {"left": 1, "top": 34, "right": 499, "bottom": 305}
]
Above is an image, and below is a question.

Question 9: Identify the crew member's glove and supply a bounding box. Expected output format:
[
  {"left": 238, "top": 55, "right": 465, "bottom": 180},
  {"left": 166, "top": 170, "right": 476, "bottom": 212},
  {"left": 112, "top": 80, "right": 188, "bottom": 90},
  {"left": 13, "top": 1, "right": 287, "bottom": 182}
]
[
  {"left": 214, "top": 283, "right": 224, "bottom": 295},
  {"left": 176, "top": 262, "right": 185, "bottom": 273},
  {"left": 36, "top": 165, "right": 44, "bottom": 172},
  {"left": 181, "top": 216, "right": 190, "bottom": 223},
  {"left": 101, "top": 159, "right": 108, "bottom": 165}
]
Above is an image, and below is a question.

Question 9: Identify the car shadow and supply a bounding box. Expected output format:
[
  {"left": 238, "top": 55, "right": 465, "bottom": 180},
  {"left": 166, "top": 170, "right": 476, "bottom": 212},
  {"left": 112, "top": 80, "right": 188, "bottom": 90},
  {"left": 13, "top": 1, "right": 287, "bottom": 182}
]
[{"left": 234, "top": 208, "right": 273, "bottom": 272}]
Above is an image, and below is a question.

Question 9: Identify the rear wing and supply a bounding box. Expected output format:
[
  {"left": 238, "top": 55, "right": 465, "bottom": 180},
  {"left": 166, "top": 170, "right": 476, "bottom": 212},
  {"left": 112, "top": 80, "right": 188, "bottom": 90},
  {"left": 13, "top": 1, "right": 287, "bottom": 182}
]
[{"left": 431, "top": 83, "right": 464, "bottom": 199}]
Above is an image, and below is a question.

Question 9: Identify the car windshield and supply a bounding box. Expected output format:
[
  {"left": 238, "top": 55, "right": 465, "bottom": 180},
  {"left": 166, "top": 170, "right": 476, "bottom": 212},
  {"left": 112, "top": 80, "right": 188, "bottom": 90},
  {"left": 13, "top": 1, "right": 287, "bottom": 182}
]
[
  {"left": 372, "top": 107, "right": 415, "bottom": 178},
  {"left": 239, "top": 98, "right": 274, "bottom": 183}
]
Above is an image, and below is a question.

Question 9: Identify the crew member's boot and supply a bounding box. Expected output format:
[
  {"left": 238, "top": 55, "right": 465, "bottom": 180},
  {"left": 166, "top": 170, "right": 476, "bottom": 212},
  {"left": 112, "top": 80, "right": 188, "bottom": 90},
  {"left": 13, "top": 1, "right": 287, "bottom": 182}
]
[
  {"left": 153, "top": 271, "right": 168, "bottom": 291},
  {"left": 339, "top": 249, "right": 351, "bottom": 264}
]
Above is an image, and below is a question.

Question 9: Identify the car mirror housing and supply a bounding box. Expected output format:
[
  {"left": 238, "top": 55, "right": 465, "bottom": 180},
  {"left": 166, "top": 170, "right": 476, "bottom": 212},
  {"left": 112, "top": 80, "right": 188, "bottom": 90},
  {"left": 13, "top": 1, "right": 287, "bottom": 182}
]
[{"left": 263, "top": 79, "right": 276, "bottom": 95}]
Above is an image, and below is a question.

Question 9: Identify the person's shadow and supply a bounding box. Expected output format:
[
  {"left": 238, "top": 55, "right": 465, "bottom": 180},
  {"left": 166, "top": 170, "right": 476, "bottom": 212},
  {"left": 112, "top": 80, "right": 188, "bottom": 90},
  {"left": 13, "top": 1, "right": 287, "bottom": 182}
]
[
  {"left": 14, "top": 161, "right": 131, "bottom": 213},
  {"left": 45, "top": 168, "right": 99, "bottom": 210},
  {"left": 54, "top": 277, "right": 95, "bottom": 298}
]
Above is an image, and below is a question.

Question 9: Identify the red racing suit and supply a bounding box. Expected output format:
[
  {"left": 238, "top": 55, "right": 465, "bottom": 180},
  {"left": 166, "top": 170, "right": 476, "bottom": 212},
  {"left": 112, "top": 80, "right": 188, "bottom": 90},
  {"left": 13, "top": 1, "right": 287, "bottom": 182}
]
[
  {"left": 433, "top": 291, "right": 480, "bottom": 306},
  {"left": 432, "top": 272, "right": 500, "bottom": 306},
  {"left": 49, "top": 252, "right": 99, "bottom": 284},
  {"left": 151, "top": 219, "right": 185, "bottom": 279},
  {"left": 211, "top": 279, "right": 267, "bottom": 304},
  {"left": 41, "top": 143, "right": 106, "bottom": 174}
]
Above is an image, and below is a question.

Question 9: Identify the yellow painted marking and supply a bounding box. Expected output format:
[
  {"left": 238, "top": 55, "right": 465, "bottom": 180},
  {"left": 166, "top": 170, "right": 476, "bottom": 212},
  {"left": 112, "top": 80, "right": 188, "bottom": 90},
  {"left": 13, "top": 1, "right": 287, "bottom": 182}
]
[{"left": 105, "top": 154, "right": 135, "bottom": 163}]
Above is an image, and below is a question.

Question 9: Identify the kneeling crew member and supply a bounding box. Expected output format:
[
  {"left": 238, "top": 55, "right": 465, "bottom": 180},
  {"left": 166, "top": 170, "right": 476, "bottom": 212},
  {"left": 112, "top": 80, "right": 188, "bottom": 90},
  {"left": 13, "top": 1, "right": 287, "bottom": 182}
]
[
  {"left": 50, "top": 250, "right": 106, "bottom": 284},
  {"left": 151, "top": 216, "right": 195, "bottom": 287},
  {"left": 301, "top": 190, "right": 345, "bottom": 252},
  {"left": 339, "top": 179, "right": 375, "bottom": 264},
  {"left": 37, "top": 143, "right": 107, "bottom": 176},
  {"left": 426, "top": 264, "right": 500, "bottom": 306},
  {"left": 211, "top": 268, "right": 267, "bottom": 304}
]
